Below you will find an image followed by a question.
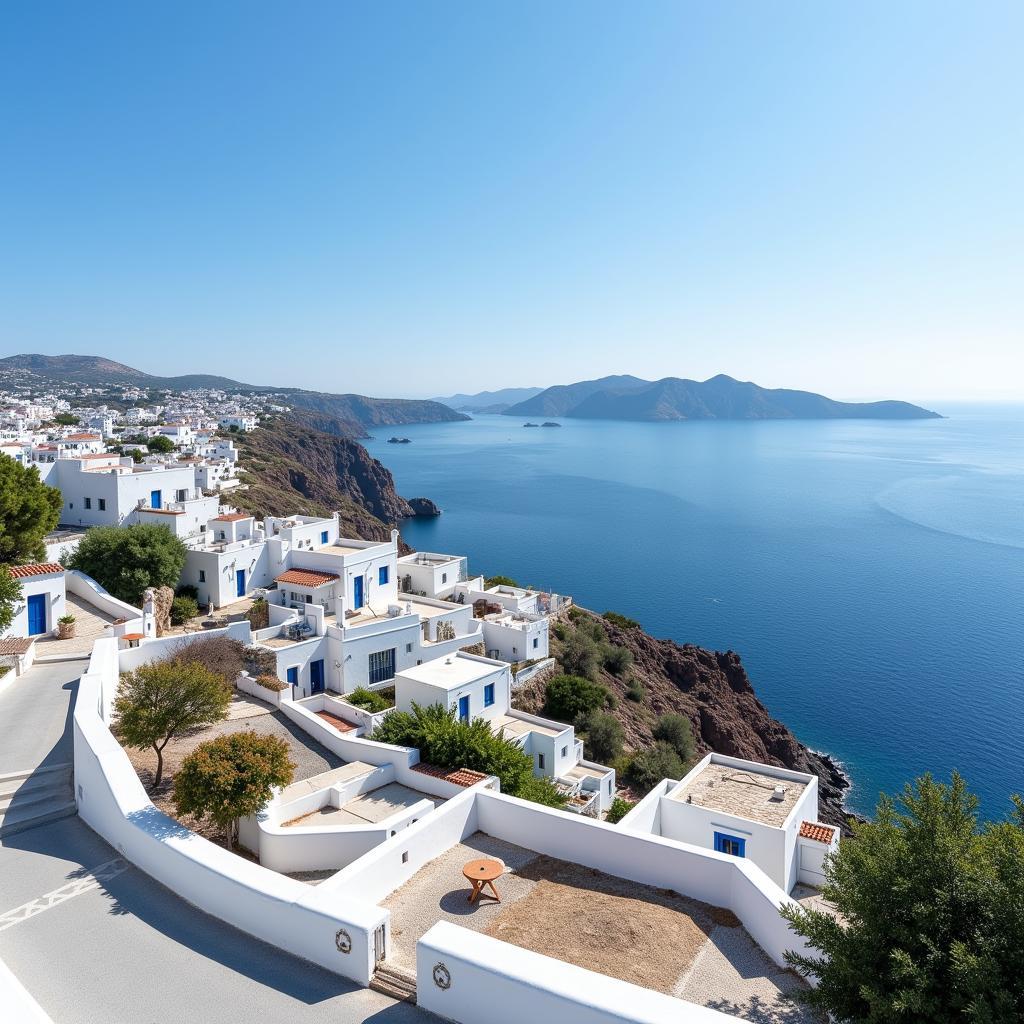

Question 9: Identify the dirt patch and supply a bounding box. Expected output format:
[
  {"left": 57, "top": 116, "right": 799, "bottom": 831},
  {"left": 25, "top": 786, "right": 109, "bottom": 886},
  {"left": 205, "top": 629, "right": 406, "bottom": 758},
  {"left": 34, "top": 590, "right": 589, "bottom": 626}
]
[{"left": 485, "top": 855, "right": 731, "bottom": 992}]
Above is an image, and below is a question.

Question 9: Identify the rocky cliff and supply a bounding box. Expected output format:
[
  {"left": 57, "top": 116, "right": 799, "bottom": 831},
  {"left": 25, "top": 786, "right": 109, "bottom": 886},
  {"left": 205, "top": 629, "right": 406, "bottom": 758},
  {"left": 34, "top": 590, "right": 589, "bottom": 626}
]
[
  {"left": 514, "top": 609, "right": 852, "bottom": 830},
  {"left": 230, "top": 418, "right": 437, "bottom": 541}
]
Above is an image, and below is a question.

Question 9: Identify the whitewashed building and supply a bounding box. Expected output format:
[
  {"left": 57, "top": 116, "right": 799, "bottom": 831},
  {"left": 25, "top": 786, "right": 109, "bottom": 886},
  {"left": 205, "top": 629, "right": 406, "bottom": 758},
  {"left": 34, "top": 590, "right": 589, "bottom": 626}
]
[{"left": 5, "top": 563, "right": 67, "bottom": 639}]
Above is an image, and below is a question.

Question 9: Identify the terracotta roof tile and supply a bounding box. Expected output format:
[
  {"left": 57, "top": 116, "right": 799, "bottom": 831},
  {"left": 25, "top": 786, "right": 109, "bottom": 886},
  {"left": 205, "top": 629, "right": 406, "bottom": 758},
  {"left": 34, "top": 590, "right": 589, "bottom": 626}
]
[
  {"left": 411, "top": 763, "right": 488, "bottom": 787},
  {"left": 7, "top": 563, "right": 64, "bottom": 579},
  {"left": 275, "top": 568, "right": 339, "bottom": 587},
  {"left": 799, "top": 821, "right": 837, "bottom": 844},
  {"left": 212, "top": 513, "right": 251, "bottom": 522},
  {"left": 0, "top": 637, "right": 35, "bottom": 654}
]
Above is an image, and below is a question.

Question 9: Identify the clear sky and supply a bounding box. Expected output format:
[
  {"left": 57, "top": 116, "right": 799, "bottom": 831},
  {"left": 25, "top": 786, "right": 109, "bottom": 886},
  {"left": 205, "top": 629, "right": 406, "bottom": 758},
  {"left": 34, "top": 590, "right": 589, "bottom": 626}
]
[{"left": 1, "top": 2, "right": 1021, "bottom": 401}]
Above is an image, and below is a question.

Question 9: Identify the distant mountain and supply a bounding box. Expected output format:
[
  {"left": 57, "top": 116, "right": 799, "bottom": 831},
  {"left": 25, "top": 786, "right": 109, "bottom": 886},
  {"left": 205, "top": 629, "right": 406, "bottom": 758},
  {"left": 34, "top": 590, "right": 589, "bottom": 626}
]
[
  {"left": 504, "top": 374, "right": 941, "bottom": 421},
  {"left": 0, "top": 353, "right": 469, "bottom": 429},
  {"left": 503, "top": 375, "right": 652, "bottom": 417},
  {"left": 431, "top": 386, "right": 545, "bottom": 412}
]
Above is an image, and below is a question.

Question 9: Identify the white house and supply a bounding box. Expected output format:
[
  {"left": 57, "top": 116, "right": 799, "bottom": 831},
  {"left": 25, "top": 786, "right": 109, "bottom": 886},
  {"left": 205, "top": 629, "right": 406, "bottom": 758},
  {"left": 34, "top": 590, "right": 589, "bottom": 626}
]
[
  {"left": 397, "top": 551, "right": 476, "bottom": 600},
  {"left": 480, "top": 609, "right": 549, "bottom": 663},
  {"left": 5, "top": 563, "right": 67, "bottom": 639},
  {"left": 620, "top": 752, "right": 839, "bottom": 892}
]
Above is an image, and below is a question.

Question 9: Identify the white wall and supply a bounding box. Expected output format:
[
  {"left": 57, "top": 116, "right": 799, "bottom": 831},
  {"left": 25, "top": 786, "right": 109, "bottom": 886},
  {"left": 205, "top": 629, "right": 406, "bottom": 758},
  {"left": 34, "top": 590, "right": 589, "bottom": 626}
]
[
  {"left": 66, "top": 570, "right": 143, "bottom": 625},
  {"left": 395, "top": 660, "right": 510, "bottom": 728},
  {"left": 416, "top": 921, "right": 735, "bottom": 1024},
  {"left": 9, "top": 571, "right": 66, "bottom": 638}
]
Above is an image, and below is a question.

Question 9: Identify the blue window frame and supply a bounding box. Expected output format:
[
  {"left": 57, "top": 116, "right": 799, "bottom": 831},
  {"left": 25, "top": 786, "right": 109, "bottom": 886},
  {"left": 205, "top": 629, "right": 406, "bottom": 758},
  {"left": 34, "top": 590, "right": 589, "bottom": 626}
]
[
  {"left": 378, "top": 565, "right": 389, "bottom": 586},
  {"left": 713, "top": 832, "right": 746, "bottom": 857},
  {"left": 458, "top": 694, "right": 470, "bottom": 722},
  {"left": 320, "top": 530, "right": 328, "bottom": 545},
  {"left": 484, "top": 683, "right": 495, "bottom": 707},
  {"left": 368, "top": 648, "right": 396, "bottom": 685}
]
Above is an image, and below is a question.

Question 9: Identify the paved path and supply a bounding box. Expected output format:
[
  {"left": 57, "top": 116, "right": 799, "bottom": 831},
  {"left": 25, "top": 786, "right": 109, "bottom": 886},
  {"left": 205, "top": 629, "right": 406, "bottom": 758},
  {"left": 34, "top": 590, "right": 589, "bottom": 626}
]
[{"left": 0, "top": 662, "right": 433, "bottom": 1024}]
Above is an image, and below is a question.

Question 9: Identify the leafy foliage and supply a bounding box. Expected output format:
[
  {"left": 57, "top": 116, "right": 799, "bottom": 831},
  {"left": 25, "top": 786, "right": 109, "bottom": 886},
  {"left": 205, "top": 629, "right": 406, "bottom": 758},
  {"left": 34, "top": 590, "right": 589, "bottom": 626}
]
[
  {"left": 543, "top": 674, "right": 611, "bottom": 722},
  {"left": 484, "top": 575, "right": 519, "bottom": 588},
  {"left": 372, "top": 702, "right": 566, "bottom": 808},
  {"left": 246, "top": 597, "right": 269, "bottom": 630},
  {"left": 652, "top": 713, "right": 696, "bottom": 764},
  {"left": 68, "top": 523, "right": 187, "bottom": 605},
  {"left": 54, "top": 412, "right": 80, "bottom": 426},
  {"left": 146, "top": 435, "right": 175, "bottom": 453},
  {"left": 783, "top": 774, "right": 1024, "bottom": 1023},
  {"left": 0, "top": 566, "right": 22, "bottom": 633},
  {"left": 0, "top": 457, "right": 62, "bottom": 564},
  {"left": 575, "top": 710, "right": 624, "bottom": 763},
  {"left": 602, "top": 644, "right": 634, "bottom": 676},
  {"left": 625, "top": 677, "right": 646, "bottom": 702},
  {"left": 605, "top": 796, "right": 635, "bottom": 824},
  {"left": 602, "top": 610, "right": 640, "bottom": 630},
  {"left": 346, "top": 686, "right": 393, "bottom": 712},
  {"left": 173, "top": 731, "right": 294, "bottom": 845},
  {"left": 114, "top": 659, "right": 232, "bottom": 786},
  {"left": 170, "top": 596, "right": 199, "bottom": 625},
  {"left": 626, "top": 742, "right": 686, "bottom": 794}
]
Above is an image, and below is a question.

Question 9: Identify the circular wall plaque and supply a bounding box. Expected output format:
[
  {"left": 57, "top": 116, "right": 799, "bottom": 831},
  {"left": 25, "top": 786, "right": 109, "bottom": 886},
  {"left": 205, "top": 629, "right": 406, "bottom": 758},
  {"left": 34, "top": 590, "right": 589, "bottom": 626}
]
[
  {"left": 432, "top": 962, "right": 452, "bottom": 990},
  {"left": 335, "top": 928, "right": 352, "bottom": 954}
]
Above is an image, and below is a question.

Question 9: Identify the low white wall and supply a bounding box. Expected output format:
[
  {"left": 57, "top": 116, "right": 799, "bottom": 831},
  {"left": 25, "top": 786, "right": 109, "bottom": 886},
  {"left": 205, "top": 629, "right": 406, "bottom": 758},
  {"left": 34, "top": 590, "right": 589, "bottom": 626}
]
[
  {"left": 474, "top": 791, "right": 808, "bottom": 970},
  {"left": 117, "top": 621, "right": 253, "bottom": 674},
  {"left": 0, "top": 954, "right": 53, "bottom": 1024},
  {"left": 321, "top": 693, "right": 390, "bottom": 734},
  {"left": 66, "top": 569, "right": 143, "bottom": 624},
  {"left": 416, "top": 921, "right": 734, "bottom": 1024},
  {"left": 236, "top": 671, "right": 285, "bottom": 708},
  {"left": 511, "top": 657, "right": 555, "bottom": 689},
  {"left": 74, "top": 638, "right": 386, "bottom": 985},
  {"left": 617, "top": 778, "right": 673, "bottom": 834}
]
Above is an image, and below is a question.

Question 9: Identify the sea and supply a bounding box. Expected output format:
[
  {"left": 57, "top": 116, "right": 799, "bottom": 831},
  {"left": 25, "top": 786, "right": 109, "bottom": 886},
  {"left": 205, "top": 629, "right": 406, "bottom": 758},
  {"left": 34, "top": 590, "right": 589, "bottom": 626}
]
[{"left": 365, "top": 406, "right": 1024, "bottom": 821}]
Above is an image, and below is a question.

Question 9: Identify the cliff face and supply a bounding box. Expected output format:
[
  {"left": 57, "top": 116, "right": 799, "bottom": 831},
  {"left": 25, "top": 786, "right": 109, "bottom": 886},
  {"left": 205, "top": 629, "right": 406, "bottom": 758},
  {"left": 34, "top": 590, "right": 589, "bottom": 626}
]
[
  {"left": 231, "top": 418, "right": 436, "bottom": 542},
  {"left": 515, "top": 609, "right": 851, "bottom": 830}
]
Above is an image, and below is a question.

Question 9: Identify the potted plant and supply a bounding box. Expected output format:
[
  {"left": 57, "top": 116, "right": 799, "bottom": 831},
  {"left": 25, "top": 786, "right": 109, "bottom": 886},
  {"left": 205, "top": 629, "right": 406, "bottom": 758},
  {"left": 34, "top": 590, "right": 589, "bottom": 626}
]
[{"left": 58, "top": 614, "right": 77, "bottom": 639}]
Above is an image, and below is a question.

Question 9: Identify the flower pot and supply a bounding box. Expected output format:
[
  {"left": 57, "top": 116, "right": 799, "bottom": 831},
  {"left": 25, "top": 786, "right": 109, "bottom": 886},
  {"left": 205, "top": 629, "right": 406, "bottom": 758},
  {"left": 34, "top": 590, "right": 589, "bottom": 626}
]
[{"left": 58, "top": 621, "right": 76, "bottom": 639}]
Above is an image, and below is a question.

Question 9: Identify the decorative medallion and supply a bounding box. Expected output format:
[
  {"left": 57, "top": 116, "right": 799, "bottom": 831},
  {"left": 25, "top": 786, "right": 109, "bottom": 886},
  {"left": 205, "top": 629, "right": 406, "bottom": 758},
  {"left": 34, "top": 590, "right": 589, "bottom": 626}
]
[
  {"left": 335, "top": 928, "right": 352, "bottom": 954},
  {"left": 432, "top": 961, "right": 452, "bottom": 990}
]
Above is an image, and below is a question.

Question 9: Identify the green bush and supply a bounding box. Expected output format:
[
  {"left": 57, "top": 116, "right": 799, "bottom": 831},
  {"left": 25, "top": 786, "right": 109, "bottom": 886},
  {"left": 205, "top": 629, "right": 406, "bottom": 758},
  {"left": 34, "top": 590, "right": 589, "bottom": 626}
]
[
  {"left": 484, "top": 575, "right": 519, "bottom": 588},
  {"left": 246, "top": 598, "right": 269, "bottom": 630},
  {"left": 176, "top": 583, "right": 199, "bottom": 601},
  {"left": 543, "top": 674, "right": 610, "bottom": 723},
  {"left": 605, "top": 796, "right": 635, "bottom": 824},
  {"left": 625, "top": 677, "right": 646, "bottom": 702},
  {"left": 626, "top": 742, "right": 686, "bottom": 794},
  {"left": 146, "top": 435, "right": 175, "bottom": 453},
  {"left": 558, "top": 632, "right": 602, "bottom": 680},
  {"left": 576, "top": 710, "right": 624, "bottom": 763},
  {"left": 652, "top": 713, "right": 696, "bottom": 763},
  {"left": 603, "top": 645, "right": 634, "bottom": 677},
  {"left": 372, "top": 702, "right": 566, "bottom": 808},
  {"left": 602, "top": 611, "right": 640, "bottom": 630},
  {"left": 170, "top": 596, "right": 199, "bottom": 625},
  {"left": 346, "top": 686, "right": 393, "bottom": 712}
]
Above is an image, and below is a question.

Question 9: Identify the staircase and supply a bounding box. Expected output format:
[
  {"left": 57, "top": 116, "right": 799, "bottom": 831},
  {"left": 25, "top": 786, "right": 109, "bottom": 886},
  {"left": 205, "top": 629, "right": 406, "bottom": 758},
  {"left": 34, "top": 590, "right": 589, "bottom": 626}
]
[
  {"left": 0, "top": 763, "right": 77, "bottom": 837},
  {"left": 369, "top": 963, "right": 417, "bottom": 1003}
]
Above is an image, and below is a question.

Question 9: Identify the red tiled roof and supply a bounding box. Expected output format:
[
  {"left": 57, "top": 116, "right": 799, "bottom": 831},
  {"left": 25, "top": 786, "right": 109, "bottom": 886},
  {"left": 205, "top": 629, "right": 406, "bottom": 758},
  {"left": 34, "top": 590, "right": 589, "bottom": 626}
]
[
  {"left": 212, "top": 513, "right": 251, "bottom": 522},
  {"left": 64, "top": 433, "right": 101, "bottom": 440},
  {"left": 0, "top": 637, "right": 35, "bottom": 655},
  {"left": 7, "top": 563, "right": 64, "bottom": 579},
  {"left": 411, "top": 763, "right": 488, "bottom": 788},
  {"left": 275, "top": 568, "right": 339, "bottom": 587},
  {"left": 799, "top": 821, "right": 837, "bottom": 844}
]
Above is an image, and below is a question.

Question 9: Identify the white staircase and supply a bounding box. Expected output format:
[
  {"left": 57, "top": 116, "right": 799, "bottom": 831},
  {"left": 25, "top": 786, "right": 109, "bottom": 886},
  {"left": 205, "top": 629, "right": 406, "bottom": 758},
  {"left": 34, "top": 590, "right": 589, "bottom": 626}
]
[{"left": 0, "top": 763, "right": 76, "bottom": 836}]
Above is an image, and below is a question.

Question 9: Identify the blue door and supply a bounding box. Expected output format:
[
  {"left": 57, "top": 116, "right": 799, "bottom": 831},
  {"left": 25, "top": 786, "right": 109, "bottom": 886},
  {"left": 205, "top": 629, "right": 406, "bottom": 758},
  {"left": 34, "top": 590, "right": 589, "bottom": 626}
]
[
  {"left": 458, "top": 694, "right": 470, "bottom": 723},
  {"left": 310, "top": 659, "right": 325, "bottom": 695},
  {"left": 27, "top": 593, "right": 47, "bottom": 636},
  {"left": 353, "top": 575, "right": 364, "bottom": 609},
  {"left": 236, "top": 569, "right": 246, "bottom": 597},
  {"left": 286, "top": 666, "right": 298, "bottom": 694},
  {"left": 150, "top": 489, "right": 161, "bottom": 509}
]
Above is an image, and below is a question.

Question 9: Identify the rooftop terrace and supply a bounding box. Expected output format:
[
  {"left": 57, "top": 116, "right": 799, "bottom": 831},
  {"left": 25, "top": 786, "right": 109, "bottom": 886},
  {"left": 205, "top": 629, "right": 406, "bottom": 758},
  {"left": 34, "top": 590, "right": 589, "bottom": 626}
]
[{"left": 672, "top": 761, "right": 808, "bottom": 828}]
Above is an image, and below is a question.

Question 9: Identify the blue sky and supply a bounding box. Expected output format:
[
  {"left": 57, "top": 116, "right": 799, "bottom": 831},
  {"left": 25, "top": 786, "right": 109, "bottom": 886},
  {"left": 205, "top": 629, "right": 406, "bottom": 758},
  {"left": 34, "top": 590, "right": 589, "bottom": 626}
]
[{"left": 1, "top": 2, "right": 1021, "bottom": 400}]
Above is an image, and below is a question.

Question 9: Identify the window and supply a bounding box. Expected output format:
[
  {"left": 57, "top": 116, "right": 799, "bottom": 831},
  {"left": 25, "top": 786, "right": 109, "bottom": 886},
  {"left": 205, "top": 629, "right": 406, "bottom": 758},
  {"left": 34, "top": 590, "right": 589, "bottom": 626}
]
[
  {"left": 713, "top": 832, "right": 746, "bottom": 858},
  {"left": 199, "top": 570, "right": 206, "bottom": 582},
  {"left": 441, "top": 572, "right": 447, "bottom": 584},
  {"left": 98, "top": 498, "right": 106, "bottom": 511},
  {"left": 176, "top": 489, "right": 188, "bottom": 502},
  {"left": 378, "top": 565, "right": 389, "bottom": 586},
  {"left": 406, "top": 643, "right": 413, "bottom": 654},
  {"left": 561, "top": 746, "right": 568, "bottom": 758},
  {"left": 368, "top": 648, "right": 396, "bottom": 685},
  {"left": 84, "top": 497, "right": 91, "bottom": 509},
  {"left": 484, "top": 683, "right": 495, "bottom": 707},
  {"left": 321, "top": 530, "right": 328, "bottom": 544},
  {"left": 538, "top": 753, "right": 546, "bottom": 771},
  {"left": 533, "top": 637, "right": 539, "bottom": 649}
]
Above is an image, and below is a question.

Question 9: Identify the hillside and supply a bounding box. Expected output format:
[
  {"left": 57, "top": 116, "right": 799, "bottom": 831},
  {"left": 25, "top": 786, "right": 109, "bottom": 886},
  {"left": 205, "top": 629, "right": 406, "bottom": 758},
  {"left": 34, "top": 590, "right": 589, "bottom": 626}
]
[
  {"left": 230, "top": 417, "right": 439, "bottom": 540},
  {"left": 505, "top": 373, "right": 941, "bottom": 420},
  {"left": 287, "top": 391, "right": 469, "bottom": 428},
  {"left": 431, "top": 386, "right": 545, "bottom": 412},
  {"left": 514, "top": 608, "right": 852, "bottom": 830}
]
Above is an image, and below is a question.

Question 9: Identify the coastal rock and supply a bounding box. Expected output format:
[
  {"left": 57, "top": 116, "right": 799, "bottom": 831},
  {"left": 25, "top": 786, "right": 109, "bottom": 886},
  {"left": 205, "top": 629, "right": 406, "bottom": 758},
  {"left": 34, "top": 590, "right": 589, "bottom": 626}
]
[{"left": 406, "top": 497, "right": 441, "bottom": 517}]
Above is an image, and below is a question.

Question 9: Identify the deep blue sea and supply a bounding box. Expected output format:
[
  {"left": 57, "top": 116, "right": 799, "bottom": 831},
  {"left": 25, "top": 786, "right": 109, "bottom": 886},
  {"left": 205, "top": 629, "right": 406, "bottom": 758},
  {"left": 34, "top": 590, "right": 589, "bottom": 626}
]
[{"left": 365, "top": 407, "right": 1024, "bottom": 821}]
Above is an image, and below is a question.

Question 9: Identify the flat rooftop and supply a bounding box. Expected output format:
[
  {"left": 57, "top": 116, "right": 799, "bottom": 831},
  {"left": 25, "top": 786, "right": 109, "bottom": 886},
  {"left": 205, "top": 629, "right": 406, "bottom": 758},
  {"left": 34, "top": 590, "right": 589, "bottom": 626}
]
[
  {"left": 672, "top": 762, "right": 808, "bottom": 828},
  {"left": 491, "top": 713, "right": 565, "bottom": 740},
  {"left": 397, "top": 654, "right": 500, "bottom": 689},
  {"left": 284, "top": 782, "right": 444, "bottom": 827}
]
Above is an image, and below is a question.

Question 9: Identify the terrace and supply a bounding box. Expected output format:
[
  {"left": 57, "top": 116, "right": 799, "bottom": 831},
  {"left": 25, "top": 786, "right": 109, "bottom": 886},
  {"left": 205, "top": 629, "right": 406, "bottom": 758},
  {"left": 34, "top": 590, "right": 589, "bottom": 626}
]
[
  {"left": 672, "top": 761, "right": 808, "bottom": 828},
  {"left": 283, "top": 781, "right": 446, "bottom": 828}
]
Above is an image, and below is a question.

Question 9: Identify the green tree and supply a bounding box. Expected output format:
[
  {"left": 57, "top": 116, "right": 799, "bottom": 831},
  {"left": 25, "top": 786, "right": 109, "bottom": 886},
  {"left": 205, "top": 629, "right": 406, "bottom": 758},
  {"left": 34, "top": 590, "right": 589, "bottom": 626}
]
[
  {"left": 576, "top": 710, "right": 624, "bottom": 763},
  {"left": 626, "top": 742, "right": 686, "bottom": 793},
  {"left": 54, "top": 412, "right": 80, "bottom": 426},
  {"left": 543, "top": 674, "right": 610, "bottom": 723},
  {"left": 170, "top": 595, "right": 199, "bottom": 624},
  {"left": 0, "top": 458, "right": 63, "bottom": 564},
  {"left": 68, "top": 523, "right": 187, "bottom": 605},
  {"left": 605, "top": 796, "right": 635, "bottom": 824},
  {"left": 783, "top": 774, "right": 1024, "bottom": 1023},
  {"left": 173, "top": 731, "right": 294, "bottom": 846},
  {"left": 0, "top": 566, "right": 23, "bottom": 633},
  {"left": 484, "top": 575, "right": 519, "bottom": 588},
  {"left": 146, "top": 435, "right": 175, "bottom": 453},
  {"left": 114, "top": 660, "right": 232, "bottom": 787},
  {"left": 652, "top": 713, "right": 696, "bottom": 764},
  {"left": 557, "top": 631, "right": 602, "bottom": 680}
]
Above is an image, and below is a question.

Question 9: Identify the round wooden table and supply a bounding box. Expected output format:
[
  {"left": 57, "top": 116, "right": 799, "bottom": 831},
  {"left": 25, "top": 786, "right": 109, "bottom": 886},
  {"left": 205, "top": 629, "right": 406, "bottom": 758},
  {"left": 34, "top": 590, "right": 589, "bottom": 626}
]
[{"left": 462, "top": 858, "right": 503, "bottom": 904}]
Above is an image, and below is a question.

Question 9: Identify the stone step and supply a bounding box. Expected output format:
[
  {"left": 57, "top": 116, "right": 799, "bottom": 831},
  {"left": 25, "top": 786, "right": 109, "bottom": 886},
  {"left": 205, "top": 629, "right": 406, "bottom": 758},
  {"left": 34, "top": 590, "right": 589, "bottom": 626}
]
[
  {"left": 369, "top": 964, "right": 417, "bottom": 1003},
  {"left": 0, "top": 768, "right": 73, "bottom": 801},
  {"left": 0, "top": 800, "right": 77, "bottom": 838},
  {"left": 0, "top": 786, "right": 71, "bottom": 814},
  {"left": 0, "top": 762, "right": 74, "bottom": 786}
]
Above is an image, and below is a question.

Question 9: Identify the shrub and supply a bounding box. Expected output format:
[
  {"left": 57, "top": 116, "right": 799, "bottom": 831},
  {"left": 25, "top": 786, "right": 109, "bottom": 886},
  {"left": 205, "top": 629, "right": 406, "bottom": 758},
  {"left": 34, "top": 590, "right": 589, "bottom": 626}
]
[
  {"left": 484, "top": 575, "right": 519, "bottom": 588},
  {"left": 146, "top": 435, "right": 175, "bottom": 453},
  {"left": 543, "top": 674, "right": 610, "bottom": 723},
  {"left": 170, "top": 596, "right": 199, "bottom": 625},
  {"left": 576, "top": 710, "right": 624, "bottom": 763},
  {"left": 602, "top": 610, "right": 640, "bottom": 630},
  {"left": 625, "top": 677, "right": 646, "bottom": 702},
  {"left": 114, "top": 660, "right": 232, "bottom": 786},
  {"left": 558, "top": 632, "right": 601, "bottom": 680},
  {"left": 603, "top": 645, "right": 634, "bottom": 677},
  {"left": 605, "top": 796, "right": 635, "bottom": 824},
  {"left": 247, "top": 597, "right": 269, "bottom": 630},
  {"left": 175, "top": 584, "right": 199, "bottom": 601},
  {"left": 346, "top": 686, "right": 393, "bottom": 712},
  {"left": 169, "top": 635, "right": 275, "bottom": 680},
  {"left": 652, "top": 713, "right": 696, "bottom": 763},
  {"left": 626, "top": 742, "right": 686, "bottom": 794},
  {"left": 173, "top": 731, "right": 294, "bottom": 845},
  {"left": 254, "top": 674, "right": 287, "bottom": 692},
  {"left": 372, "top": 702, "right": 566, "bottom": 808}
]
